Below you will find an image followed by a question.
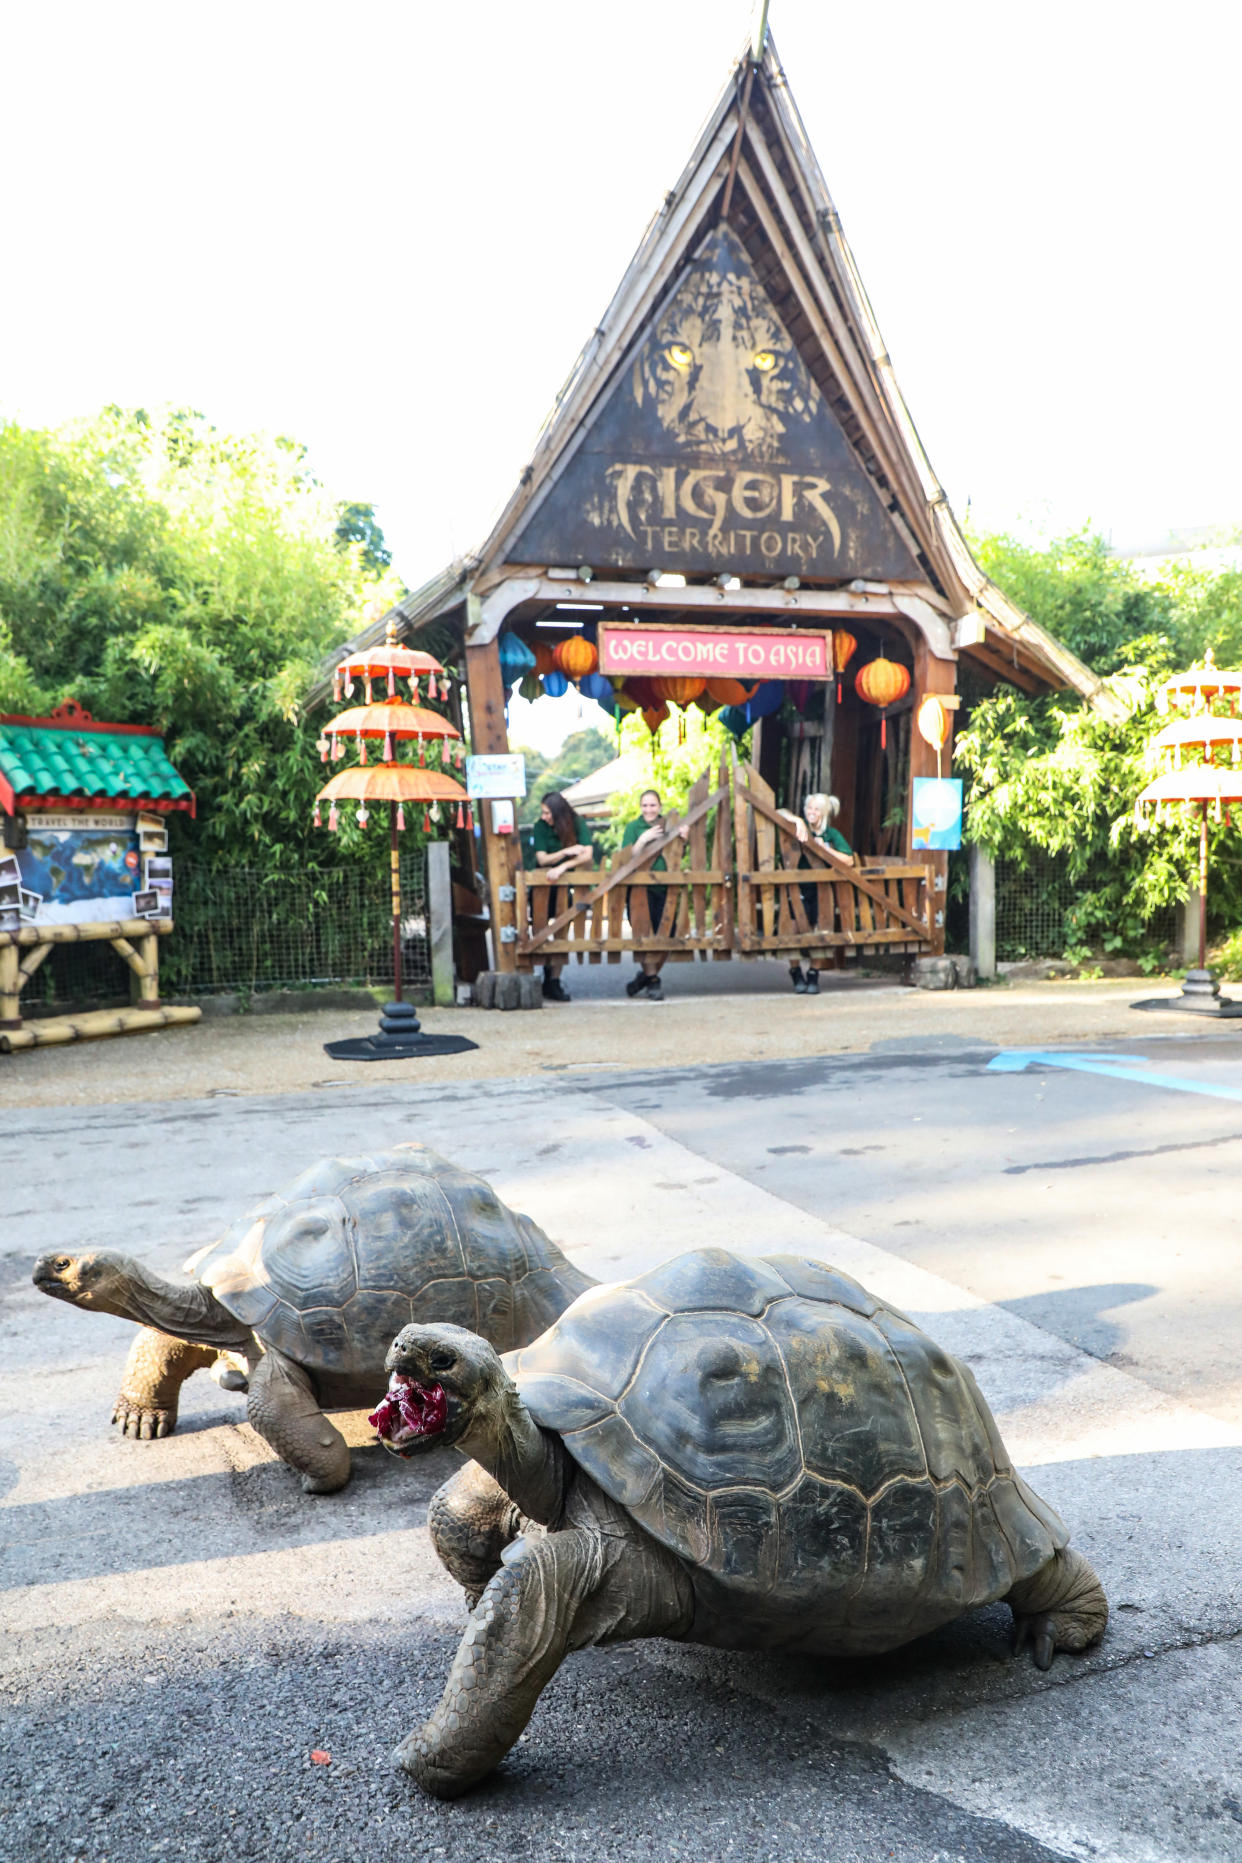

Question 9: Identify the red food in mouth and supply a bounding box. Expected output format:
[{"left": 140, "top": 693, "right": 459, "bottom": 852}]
[{"left": 369, "top": 1374, "right": 447, "bottom": 1448}]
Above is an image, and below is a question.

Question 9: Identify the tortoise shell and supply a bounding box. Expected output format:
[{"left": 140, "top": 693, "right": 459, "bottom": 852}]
[
  {"left": 513, "top": 1249, "right": 1067, "bottom": 1643},
  {"left": 185, "top": 1143, "right": 573, "bottom": 1376}
]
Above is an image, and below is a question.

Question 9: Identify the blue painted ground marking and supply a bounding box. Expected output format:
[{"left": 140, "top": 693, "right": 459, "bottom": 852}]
[{"left": 987, "top": 1049, "right": 1242, "bottom": 1106}]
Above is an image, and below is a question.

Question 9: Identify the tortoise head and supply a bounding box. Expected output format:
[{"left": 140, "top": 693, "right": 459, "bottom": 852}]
[
  {"left": 32, "top": 1251, "right": 134, "bottom": 1317},
  {"left": 371, "top": 1323, "right": 507, "bottom": 1459}
]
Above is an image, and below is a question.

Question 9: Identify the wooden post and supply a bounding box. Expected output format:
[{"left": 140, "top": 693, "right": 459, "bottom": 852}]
[
  {"left": 464, "top": 620, "right": 518, "bottom": 973},
  {"left": 0, "top": 941, "right": 21, "bottom": 1027},
  {"left": 426, "top": 839, "right": 455, "bottom": 1006},
  {"left": 907, "top": 642, "right": 957, "bottom": 955}
]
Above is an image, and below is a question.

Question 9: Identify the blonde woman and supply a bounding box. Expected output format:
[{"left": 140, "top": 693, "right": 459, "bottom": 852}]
[{"left": 776, "top": 792, "right": 851, "bottom": 995}]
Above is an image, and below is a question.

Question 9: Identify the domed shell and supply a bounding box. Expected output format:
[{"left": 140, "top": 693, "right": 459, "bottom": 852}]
[
  {"left": 514, "top": 1249, "right": 1067, "bottom": 1637},
  {"left": 184, "top": 1143, "right": 570, "bottom": 1375}
]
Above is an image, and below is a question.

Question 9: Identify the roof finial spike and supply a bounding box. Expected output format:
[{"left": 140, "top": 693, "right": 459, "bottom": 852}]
[
  {"left": 386, "top": 617, "right": 399, "bottom": 646},
  {"left": 750, "top": 0, "right": 770, "bottom": 64}
]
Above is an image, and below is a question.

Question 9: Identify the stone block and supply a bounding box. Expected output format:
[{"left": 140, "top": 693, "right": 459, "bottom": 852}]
[
  {"left": 474, "top": 970, "right": 497, "bottom": 1009},
  {"left": 911, "top": 956, "right": 957, "bottom": 991},
  {"left": 518, "top": 972, "right": 543, "bottom": 1009},
  {"left": 949, "top": 954, "right": 978, "bottom": 989},
  {"left": 495, "top": 972, "right": 522, "bottom": 1011}
]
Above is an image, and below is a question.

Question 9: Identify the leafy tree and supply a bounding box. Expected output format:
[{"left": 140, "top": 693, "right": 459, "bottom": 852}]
[
  {"left": 0, "top": 408, "right": 406, "bottom": 874},
  {"left": 334, "top": 501, "right": 392, "bottom": 574},
  {"left": 956, "top": 526, "right": 1242, "bottom": 957},
  {"left": 515, "top": 727, "right": 615, "bottom": 826},
  {"left": 601, "top": 706, "right": 747, "bottom": 849}
]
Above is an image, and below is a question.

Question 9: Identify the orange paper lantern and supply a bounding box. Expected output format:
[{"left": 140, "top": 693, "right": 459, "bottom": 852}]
[
  {"left": 641, "top": 703, "right": 670, "bottom": 735},
  {"left": 553, "top": 635, "right": 599, "bottom": 679},
  {"left": 533, "top": 641, "right": 557, "bottom": 676},
  {"left": 855, "top": 655, "right": 911, "bottom": 748},
  {"left": 832, "top": 629, "right": 857, "bottom": 702},
  {"left": 705, "top": 677, "right": 758, "bottom": 707},
  {"left": 651, "top": 675, "right": 706, "bottom": 706}
]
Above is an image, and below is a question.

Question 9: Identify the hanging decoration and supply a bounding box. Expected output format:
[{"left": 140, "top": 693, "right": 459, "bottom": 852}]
[
  {"left": 641, "top": 702, "right": 670, "bottom": 735},
  {"left": 552, "top": 635, "right": 599, "bottom": 680},
  {"left": 915, "top": 696, "right": 953, "bottom": 778},
  {"left": 578, "top": 670, "right": 615, "bottom": 711},
  {"left": 705, "top": 677, "right": 758, "bottom": 707},
  {"left": 855, "top": 653, "right": 911, "bottom": 748},
  {"left": 518, "top": 671, "right": 542, "bottom": 703},
  {"left": 832, "top": 629, "right": 858, "bottom": 704},
  {"left": 498, "top": 632, "right": 537, "bottom": 684},
  {"left": 744, "top": 681, "right": 784, "bottom": 724},
  {"left": 651, "top": 674, "right": 706, "bottom": 707},
  {"left": 541, "top": 670, "right": 570, "bottom": 698},
  {"left": 332, "top": 617, "right": 451, "bottom": 706},
  {"left": 1133, "top": 651, "right": 1242, "bottom": 1015},
  {"left": 533, "top": 641, "right": 557, "bottom": 676}
]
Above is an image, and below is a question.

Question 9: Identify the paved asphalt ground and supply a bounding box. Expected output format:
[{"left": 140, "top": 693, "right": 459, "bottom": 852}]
[{"left": 5, "top": 1025, "right": 1242, "bottom": 1862}]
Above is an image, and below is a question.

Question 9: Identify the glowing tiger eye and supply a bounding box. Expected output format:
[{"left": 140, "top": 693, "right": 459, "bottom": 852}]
[
  {"left": 753, "top": 350, "right": 777, "bottom": 372},
  {"left": 665, "top": 342, "right": 694, "bottom": 370}
]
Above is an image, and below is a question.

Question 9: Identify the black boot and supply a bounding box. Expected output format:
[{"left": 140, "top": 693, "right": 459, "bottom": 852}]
[
  {"left": 542, "top": 971, "right": 571, "bottom": 1002},
  {"left": 625, "top": 969, "right": 648, "bottom": 997},
  {"left": 804, "top": 967, "right": 820, "bottom": 995},
  {"left": 644, "top": 973, "right": 664, "bottom": 1001},
  {"left": 790, "top": 965, "right": 807, "bottom": 994}
]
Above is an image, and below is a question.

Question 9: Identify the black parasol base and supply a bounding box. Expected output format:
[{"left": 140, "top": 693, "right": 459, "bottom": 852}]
[
  {"left": 323, "top": 1000, "right": 478, "bottom": 1061},
  {"left": 1133, "top": 969, "right": 1242, "bottom": 1017}
]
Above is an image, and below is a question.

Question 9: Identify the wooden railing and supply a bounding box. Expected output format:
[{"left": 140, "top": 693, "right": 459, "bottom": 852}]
[{"left": 514, "top": 759, "right": 933, "bottom": 965}]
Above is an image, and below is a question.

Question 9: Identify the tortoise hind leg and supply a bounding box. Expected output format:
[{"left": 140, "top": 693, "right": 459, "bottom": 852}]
[
  {"left": 429, "top": 1462, "right": 523, "bottom": 1607},
  {"left": 113, "top": 1328, "right": 219, "bottom": 1439},
  {"left": 397, "top": 1525, "right": 692, "bottom": 1799},
  {"left": 245, "top": 1347, "right": 350, "bottom": 1494},
  {"left": 1008, "top": 1547, "right": 1108, "bottom": 1670}
]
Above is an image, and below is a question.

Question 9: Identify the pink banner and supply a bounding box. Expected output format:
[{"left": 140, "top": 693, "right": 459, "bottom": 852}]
[{"left": 598, "top": 625, "right": 831, "bottom": 681}]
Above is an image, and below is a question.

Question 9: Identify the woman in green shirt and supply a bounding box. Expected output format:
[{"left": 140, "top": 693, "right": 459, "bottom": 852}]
[
  {"left": 528, "top": 791, "right": 594, "bottom": 1001},
  {"left": 777, "top": 792, "right": 852, "bottom": 996},
  {"left": 620, "top": 787, "right": 688, "bottom": 1002}
]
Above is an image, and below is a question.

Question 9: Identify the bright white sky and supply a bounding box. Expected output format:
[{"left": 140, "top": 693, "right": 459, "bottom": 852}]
[{"left": 5, "top": 0, "right": 1241, "bottom": 756}]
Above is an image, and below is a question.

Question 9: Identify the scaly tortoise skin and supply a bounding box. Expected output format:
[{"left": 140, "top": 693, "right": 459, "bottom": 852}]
[
  {"left": 33, "top": 1142, "right": 592, "bottom": 1493},
  {"left": 379, "top": 1248, "right": 1109, "bottom": 1795}
]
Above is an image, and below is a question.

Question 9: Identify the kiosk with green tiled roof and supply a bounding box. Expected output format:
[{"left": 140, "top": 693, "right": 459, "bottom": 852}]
[{"left": 0, "top": 699, "right": 200, "bottom": 1052}]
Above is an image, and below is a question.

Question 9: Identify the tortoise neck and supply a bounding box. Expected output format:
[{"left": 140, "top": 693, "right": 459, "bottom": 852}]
[
  {"left": 95, "top": 1256, "right": 251, "bottom": 1349},
  {"left": 462, "top": 1387, "right": 568, "bottom": 1527}
]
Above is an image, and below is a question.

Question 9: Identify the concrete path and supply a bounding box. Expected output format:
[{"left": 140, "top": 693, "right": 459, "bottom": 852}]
[{"left": 4, "top": 1031, "right": 1241, "bottom": 1860}]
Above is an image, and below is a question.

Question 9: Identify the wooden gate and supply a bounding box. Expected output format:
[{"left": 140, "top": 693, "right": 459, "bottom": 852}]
[{"left": 515, "top": 758, "right": 934, "bottom": 968}]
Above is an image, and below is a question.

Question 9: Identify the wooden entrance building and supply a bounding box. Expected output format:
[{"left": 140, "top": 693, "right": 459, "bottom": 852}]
[{"left": 326, "top": 28, "right": 1115, "bottom": 980}]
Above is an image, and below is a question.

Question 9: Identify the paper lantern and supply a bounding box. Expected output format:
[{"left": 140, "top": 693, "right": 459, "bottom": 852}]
[
  {"left": 855, "top": 654, "right": 911, "bottom": 748},
  {"left": 498, "top": 633, "right": 536, "bottom": 681},
  {"left": 744, "top": 681, "right": 784, "bottom": 722},
  {"left": 652, "top": 675, "right": 706, "bottom": 706},
  {"left": 832, "top": 628, "right": 857, "bottom": 702},
  {"left": 542, "top": 670, "right": 570, "bottom": 698},
  {"left": 641, "top": 703, "right": 669, "bottom": 734},
  {"left": 533, "top": 642, "right": 557, "bottom": 676},
  {"left": 553, "top": 635, "right": 599, "bottom": 679},
  {"left": 916, "top": 696, "right": 952, "bottom": 775},
  {"left": 706, "top": 678, "right": 758, "bottom": 707}
]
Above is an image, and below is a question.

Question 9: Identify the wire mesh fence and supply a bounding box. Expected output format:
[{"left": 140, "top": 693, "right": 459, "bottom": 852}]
[
  {"left": 994, "top": 854, "right": 1177, "bottom": 962},
  {"left": 19, "top": 854, "right": 431, "bottom": 1014}
]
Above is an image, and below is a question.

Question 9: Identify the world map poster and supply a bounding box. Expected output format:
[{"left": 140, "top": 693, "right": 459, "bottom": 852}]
[{"left": 16, "top": 814, "right": 143, "bottom": 924}]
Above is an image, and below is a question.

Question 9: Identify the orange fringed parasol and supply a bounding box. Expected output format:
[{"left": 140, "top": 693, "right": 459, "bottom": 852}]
[{"left": 333, "top": 615, "right": 454, "bottom": 704}]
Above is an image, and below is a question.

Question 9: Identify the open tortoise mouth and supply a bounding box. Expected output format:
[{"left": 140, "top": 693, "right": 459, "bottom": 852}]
[{"left": 368, "top": 1373, "right": 447, "bottom": 1456}]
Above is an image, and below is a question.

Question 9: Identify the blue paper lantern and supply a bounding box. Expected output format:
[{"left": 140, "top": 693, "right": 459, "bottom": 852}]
[
  {"left": 744, "top": 681, "right": 783, "bottom": 724},
  {"left": 718, "top": 705, "right": 750, "bottom": 740},
  {"left": 498, "top": 633, "right": 536, "bottom": 681},
  {"left": 579, "top": 671, "right": 613, "bottom": 704},
  {"left": 542, "top": 670, "right": 569, "bottom": 698}
]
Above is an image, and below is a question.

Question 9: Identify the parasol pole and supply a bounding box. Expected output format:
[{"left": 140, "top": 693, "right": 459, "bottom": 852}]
[
  {"left": 1199, "top": 802, "right": 1209, "bottom": 973},
  {"left": 391, "top": 798, "right": 403, "bottom": 1005}
]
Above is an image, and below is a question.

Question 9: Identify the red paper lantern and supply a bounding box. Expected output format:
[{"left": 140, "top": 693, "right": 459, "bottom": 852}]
[
  {"left": 651, "top": 675, "right": 706, "bottom": 706},
  {"left": 855, "top": 655, "right": 911, "bottom": 747},
  {"left": 553, "top": 636, "right": 599, "bottom": 679},
  {"left": 533, "top": 641, "right": 557, "bottom": 676}
]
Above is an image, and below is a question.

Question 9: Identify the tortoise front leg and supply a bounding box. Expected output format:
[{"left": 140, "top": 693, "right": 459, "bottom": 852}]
[
  {"left": 113, "top": 1328, "right": 219, "bottom": 1439},
  {"left": 245, "top": 1347, "right": 351, "bottom": 1494},
  {"left": 428, "top": 1461, "right": 523, "bottom": 1607},
  {"left": 397, "top": 1525, "right": 692, "bottom": 1798}
]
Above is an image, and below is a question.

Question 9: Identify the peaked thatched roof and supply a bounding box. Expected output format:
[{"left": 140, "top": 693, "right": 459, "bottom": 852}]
[{"left": 319, "top": 31, "right": 1120, "bottom": 720}]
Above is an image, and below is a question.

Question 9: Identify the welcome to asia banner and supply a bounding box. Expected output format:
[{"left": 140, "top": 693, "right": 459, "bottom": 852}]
[{"left": 598, "top": 624, "right": 831, "bottom": 682}]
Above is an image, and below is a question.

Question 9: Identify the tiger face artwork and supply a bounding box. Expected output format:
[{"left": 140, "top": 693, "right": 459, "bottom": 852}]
[{"left": 632, "top": 232, "right": 818, "bottom": 462}]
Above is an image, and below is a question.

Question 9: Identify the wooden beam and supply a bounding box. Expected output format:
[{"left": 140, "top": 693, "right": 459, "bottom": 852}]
[
  {"left": 0, "top": 1004, "right": 200, "bottom": 1052},
  {"left": 464, "top": 626, "right": 519, "bottom": 974}
]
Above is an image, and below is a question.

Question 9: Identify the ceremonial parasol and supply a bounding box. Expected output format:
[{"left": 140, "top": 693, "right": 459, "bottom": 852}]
[
  {"left": 315, "top": 621, "right": 478, "bottom": 1059},
  {"left": 1133, "top": 650, "right": 1242, "bottom": 1016}
]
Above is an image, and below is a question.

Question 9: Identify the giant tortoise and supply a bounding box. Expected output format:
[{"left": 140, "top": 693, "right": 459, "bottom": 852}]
[
  {"left": 373, "top": 1247, "right": 1109, "bottom": 1796},
  {"left": 33, "top": 1142, "right": 592, "bottom": 1492}
]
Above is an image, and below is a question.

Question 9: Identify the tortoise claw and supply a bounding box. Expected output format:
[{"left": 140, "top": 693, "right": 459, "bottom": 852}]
[
  {"left": 112, "top": 1398, "right": 174, "bottom": 1441},
  {"left": 1013, "top": 1611, "right": 1056, "bottom": 1670}
]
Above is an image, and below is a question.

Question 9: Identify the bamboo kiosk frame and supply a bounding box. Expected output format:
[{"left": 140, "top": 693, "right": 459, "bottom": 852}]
[{"left": 0, "top": 916, "right": 200, "bottom": 1051}]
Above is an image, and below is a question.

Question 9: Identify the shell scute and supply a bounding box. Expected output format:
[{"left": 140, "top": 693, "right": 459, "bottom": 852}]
[
  {"left": 435, "top": 1171, "right": 530, "bottom": 1281},
  {"left": 760, "top": 1254, "right": 880, "bottom": 1318},
  {"left": 778, "top": 1476, "right": 868, "bottom": 1588},
  {"left": 709, "top": 1487, "right": 781, "bottom": 1588},
  {"left": 257, "top": 1198, "right": 357, "bottom": 1311},
  {"left": 517, "top": 1285, "right": 662, "bottom": 1403},
  {"left": 348, "top": 1174, "right": 462, "bottom": 1289},
  {"left": 516, "top": 1373, "right": 610, "bottom": 1432},
  {"left": 619, "top": 1312, "right": 801, "bottom": 1493},
  {"left": 565, "top": 1412, "right": 662, "bottom": 1509},
  {"left": 869, "top": 1309, "right": 996, "bottom": 1486},
  {"left": 632, "top": 1248, "right": 793, "bottom": 1317},
  {"left": 766, "top": 1298, "right": 926, "bottom": 1493}
]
